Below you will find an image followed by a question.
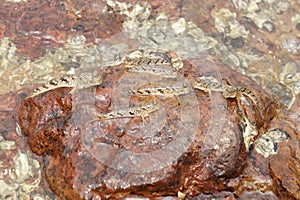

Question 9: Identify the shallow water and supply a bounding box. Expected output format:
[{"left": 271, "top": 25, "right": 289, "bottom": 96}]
[{"left": 0, "top": 0, "right": 299, "bottom": 199}]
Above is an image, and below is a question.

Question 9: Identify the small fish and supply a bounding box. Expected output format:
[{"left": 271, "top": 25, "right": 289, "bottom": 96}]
[
  {"left": 94, "top": 101, "right": 160, "bottom": 121},
  {"left": 123, "top": 50, "right": 172, "bottom": 66},
  {"left": 128, "top": 83, "right": 190, "bottom": 97},
  {"left": 148, "top": 51, "right": 172, "bottom": 64},
  {"left": 263, "top": 128, "right": 289, "bottom": 142},
  {"left": 27, "top": 75, "right": 102, "bottom": 99},
  {"left": 221, "top": 85, "right": 258, "bottom": 106},
  {"left": 192, "top": 76, "right": 225, "bottom": 92},
  {"left": 126, "top": 65, "right": 178, "bottom": 78},
  {"left": 193, "top": 76, "right": 258, "bottom": 105},
  {"left": 238, "top": 113, "right": 258, "bottom": 152},
  {"left": 253, "top": 128, "right": 289, "bottom": 157},
  {"left": 254, "top": 134, "right": 277, "bottom": 157},
  {"left": 234, "top": 86, "right": 258, "bottom": 105}
]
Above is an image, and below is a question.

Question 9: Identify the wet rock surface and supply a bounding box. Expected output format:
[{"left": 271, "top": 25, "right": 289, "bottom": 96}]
[
  {"left": 0, "top": 90, "right": 55, "bottom": 199},
  {"left": 0, "top": 0, "right": 299, "bottom": 199},
  {"left": 267, "top": 95, "right": 300, "bottom": 200},
  {"left": 0, "top": 0, "right": 123, "bottom": 60},
  {"left": 17, "top": 56, "right": 287, "bottom": 199}
]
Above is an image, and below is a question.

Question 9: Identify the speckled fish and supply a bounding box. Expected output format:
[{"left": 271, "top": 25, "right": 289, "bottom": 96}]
[
  {"left": 148, "top": 51, "right": 172, "bottom": 64},
  {"left": 227, "top": 86, "right": 258, "bottom": 105},
  {"left": 94, "top": 101, "right": 160, "bottom": 121},
  {"left": 26, "top": 75, "right": 102, "bottom": 99},
  {"left": 193, "top": 76, "right": 258, "bottom": 105},
  {"left": 254, "top": 128, "right": 289, "bottom": 158},
  {"left": 126, "top": 65, "right": 178, "bottom": 78},
  {"left": 123, "top": 50, "right": 172, "bottom": 66},
  {"left": 265, "top": 128, "right": 289, "bottom": 142},
  {"left": 128, "top": 83, "right": 190, "bottom": 97},
  {"left": 238, "top": 112, "right": 258, "bottom": 152},
  {"left": 192, "top": 76, "right": 225, "bottom": 92},
  {"left": 254, "top": 134, "right": 277, "bottom": 157}
]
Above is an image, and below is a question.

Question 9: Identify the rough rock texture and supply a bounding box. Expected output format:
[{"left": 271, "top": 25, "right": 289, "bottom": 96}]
[
  {"left": 0, "top": 89, "right": 56, "bottom": 199},
  {"left": 17, "top": 55, "right": 282, "bottom": 199},
  {"left": 268, "top": 95, "right": 300, "bottom": 200},
  {"left": 0, "top": 0, "right": 123, "bottom": 60},
  {"left": 1, "top": 0, "right": 299, "bottom": 199}
]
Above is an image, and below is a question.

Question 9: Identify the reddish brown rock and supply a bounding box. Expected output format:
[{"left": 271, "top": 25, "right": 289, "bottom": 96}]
[
  {"left": 225, "top": 94, "right": 300, "bottom": 199},
  {"left": 181, "top": 0, "right": 218, "bottom": 34},
  {"left": 0, "top": 0, "right": 298, "bottom": 199},
  {"left": 267, "top": 95, "right": 300, "bottom": 200},
  {"left": 0, "top": 0, "right": 123, "bottom": 60},
  {"left": 17, "top": 55, "right": 281, "bottom": 199},
  {"left": 0, "top": 89, "right": 57, "bottom": 199}
]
